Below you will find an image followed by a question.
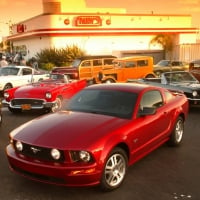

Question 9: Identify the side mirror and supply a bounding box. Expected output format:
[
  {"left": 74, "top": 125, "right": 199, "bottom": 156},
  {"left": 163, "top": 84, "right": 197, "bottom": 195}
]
[{"left": 138, "top": 107, "right": 156, "bottom": 117}]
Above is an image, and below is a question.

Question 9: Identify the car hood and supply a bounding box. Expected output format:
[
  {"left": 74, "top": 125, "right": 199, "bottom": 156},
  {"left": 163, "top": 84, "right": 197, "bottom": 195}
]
[
  {"left": 12, "top": 111, "right": 128, "bottom": 149},
  {"left": 12, "top": 82, "right": 65, "bottom": 98},
  {"left": 170, "top": 82, "right": 200, "bottom": 90}
]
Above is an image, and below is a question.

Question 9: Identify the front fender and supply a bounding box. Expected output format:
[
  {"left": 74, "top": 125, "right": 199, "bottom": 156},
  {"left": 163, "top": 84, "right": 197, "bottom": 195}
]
[{"left": 97, "top": 133, "right": 130, "bottom": 170}]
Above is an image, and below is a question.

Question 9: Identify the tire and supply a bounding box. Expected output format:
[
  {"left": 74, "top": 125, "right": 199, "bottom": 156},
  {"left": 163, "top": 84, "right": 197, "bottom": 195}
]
[
  {"left": 100, "top": 147, "right": 128, "bottom": 191},
  {"left": 103, "top": 79, "right": 115, "bottom": 83},
  {"left": 8, "top": 107, "right": 22, "bottom": 114},
  {"left": 3, "top": 83, "right": 12, "bottom": 91},
  {"left": 167, "top": 117, "right": 184, "bottom": 147},
  {"left": 155, "top": 71, "right": 162, "bottom": 77},
  {"left": 145, "top": 74, "right": 155, "bottom": 78}
]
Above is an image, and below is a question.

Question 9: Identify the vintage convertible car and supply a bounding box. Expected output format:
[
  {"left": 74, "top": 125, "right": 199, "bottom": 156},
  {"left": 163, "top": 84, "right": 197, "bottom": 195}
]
[
  {"left": 6, "top": 83, "right": 188, "bottom": 191},
  {"left": 130, "top": 71, "right": 200, "bottom": 106},
  {"left": 3, "top": 73, "right": 86, "bottom": 113}
]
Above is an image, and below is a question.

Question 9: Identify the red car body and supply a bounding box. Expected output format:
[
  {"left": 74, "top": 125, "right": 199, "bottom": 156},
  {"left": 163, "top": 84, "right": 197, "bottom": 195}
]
[
  {"left": 6, "top": 83, "right": 189, "bottom": 191},
  {"left": 3, "top": 73, "right": 87, "bottom": 113}
]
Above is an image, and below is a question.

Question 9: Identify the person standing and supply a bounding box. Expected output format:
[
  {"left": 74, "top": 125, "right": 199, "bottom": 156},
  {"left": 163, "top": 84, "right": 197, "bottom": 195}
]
[
  {"left": 0, "top": 56, "right": 8, "bottom": 67},
  {"left": 31, "top": 57, "right": 39, "bottom": 70}
]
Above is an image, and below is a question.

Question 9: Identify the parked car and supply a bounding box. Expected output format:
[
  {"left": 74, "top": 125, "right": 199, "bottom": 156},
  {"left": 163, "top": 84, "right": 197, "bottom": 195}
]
[
  {"left": 189, "top": 59, "right": 200, "bottom": 81},
  {"left": 129, "top": 71, "right": 200, "bottom": 106},
  {"left": 0, "top": 99, "right": 2, "bottom": 125},
  {"left": 97, "top": 56, "right": 155, "bottom": 83},
  {"left": 0, "top": 65, "right": 49, "bottom": 93},
  {"left": 6, "top": 83, "right": 188, "bottom": 191},
  {"left": 52, "top": 55, "right": 116, "bottom": 84},
  {"left": 153, "top": 60, "right": 189, "bottom": 77},
  {"left": 3, "top": 73, "right": 86, "bottom": 113}
]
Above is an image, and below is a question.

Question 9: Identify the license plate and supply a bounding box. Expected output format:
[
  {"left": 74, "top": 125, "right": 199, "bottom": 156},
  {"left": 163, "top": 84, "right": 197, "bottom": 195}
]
[{"left": 21, "top": 104, "right": 31, "bottom": 110}]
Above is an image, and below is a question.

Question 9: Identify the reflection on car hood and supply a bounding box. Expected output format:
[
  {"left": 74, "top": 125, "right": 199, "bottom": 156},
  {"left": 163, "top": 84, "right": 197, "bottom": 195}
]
[
  {"left": 171, "top": 82, "right": 200, "bottom": 89},
  {"left": 13, "top": 111, "right": 127, "bottom": 149},
  {"left": 13, "top": 82, "right": 66, "bottom": 98}
]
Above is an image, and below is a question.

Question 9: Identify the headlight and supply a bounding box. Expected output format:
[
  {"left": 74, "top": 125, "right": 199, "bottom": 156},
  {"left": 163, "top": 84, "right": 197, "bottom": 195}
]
[
  {"left": 15, "top": 141, "right": 23, "bottom": 151},
  {"left": 192, "top": 91, "right": 198, "bottom": 97},
  {"left": 51, "top": 148, "right": 61, "bottom": 160},
  {"left": 70, "top": 150, "right": 92, "bottom": 163},
  {"left": 4, "top": 92, "right": 9, "bottom": 98},
  {"left": 46, "top": 92, "right": 52, "bottom": 99}
]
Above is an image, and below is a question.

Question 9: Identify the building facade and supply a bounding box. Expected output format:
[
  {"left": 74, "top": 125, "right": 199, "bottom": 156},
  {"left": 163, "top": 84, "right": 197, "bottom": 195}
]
[{"left": 7, "top": 0, "right": 199, "bottom": 63}]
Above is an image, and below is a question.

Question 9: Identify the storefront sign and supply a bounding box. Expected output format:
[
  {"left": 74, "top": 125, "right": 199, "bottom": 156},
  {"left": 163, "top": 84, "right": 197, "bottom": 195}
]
[{"left": 75, "top": 16, "right": 102, "bottom": 27}]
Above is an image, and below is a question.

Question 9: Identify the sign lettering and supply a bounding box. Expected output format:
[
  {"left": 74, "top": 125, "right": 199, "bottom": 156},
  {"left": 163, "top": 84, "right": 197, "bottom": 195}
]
[{"left": 75, "top": 16, "right": 102, "bottom": 26}]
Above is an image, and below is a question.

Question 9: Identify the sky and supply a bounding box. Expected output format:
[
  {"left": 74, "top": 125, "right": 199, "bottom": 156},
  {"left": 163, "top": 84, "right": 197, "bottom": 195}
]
[{"left": 0, "top": 0, "right": 200, "bottom": 38}]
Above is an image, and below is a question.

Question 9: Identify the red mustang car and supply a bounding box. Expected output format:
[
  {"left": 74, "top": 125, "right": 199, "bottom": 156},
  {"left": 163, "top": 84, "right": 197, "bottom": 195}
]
[
  {"left": 3, "top": 73, "right": 86, "bottom": 113},
  {"left": 6, "top": 83, "right": 188, "bottom": 191}
]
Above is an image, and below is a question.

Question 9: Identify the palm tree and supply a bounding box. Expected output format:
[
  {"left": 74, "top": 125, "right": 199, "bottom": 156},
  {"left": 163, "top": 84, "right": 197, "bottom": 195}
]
[{"left": 150, "top": 34, "right": 175, "bottom": 59}]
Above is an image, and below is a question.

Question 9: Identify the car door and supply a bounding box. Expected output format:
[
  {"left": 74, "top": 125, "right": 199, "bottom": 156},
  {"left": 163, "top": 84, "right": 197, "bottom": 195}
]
[
  {"left": 128, "top": 90, "right": 172, "bottom": 162},
  {"left": 21, "top": 68, "right": 33, "bottom": 84},
  {"left": 79, "top": 60, "right": 92, "bottom": 80},
  {"left": 121, "top": 61, "right": 137, "bottom": 80},
  {"left": 12, "top": 68, "right": 33, "bottom": 87}
]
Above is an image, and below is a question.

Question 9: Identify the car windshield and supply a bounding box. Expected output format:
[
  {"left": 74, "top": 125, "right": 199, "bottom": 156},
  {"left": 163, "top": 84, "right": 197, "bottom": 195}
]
[
  {"left": 165, "top": 72, "right": 198, "bottom": 83},
  {"left": 66, "top": 89, "right": 138, "bottom": 119},
  {"left": 71, "top": 59, "right": 82, "bottom": 68},
  {"left": 156, "top": 60, "right": 170, "bottom": 67},
  {"left": 0, "top": 67, "right": 19, "bottom": 76}
]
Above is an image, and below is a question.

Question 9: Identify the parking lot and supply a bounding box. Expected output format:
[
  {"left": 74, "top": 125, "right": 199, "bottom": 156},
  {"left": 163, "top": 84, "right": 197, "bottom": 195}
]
[{"left": 0, "top": 106, "right": 200, "bottom": 200}]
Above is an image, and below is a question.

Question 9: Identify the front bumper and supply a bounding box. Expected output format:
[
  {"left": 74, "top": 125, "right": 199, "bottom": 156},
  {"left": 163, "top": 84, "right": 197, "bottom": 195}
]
[
  {"left": 4, "top": 98, "right": 56, "bottom": 110},
  {"left": 6, "top": 144, "right": 101, "bottom": 187},
  {"left": 187, "top": 98, "right": 200, "bottom": 105}
]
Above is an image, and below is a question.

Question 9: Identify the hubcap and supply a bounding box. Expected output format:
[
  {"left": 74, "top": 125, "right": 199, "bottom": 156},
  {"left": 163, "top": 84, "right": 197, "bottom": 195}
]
[
  {"left": 175, "top": 119, "right": 183, "bottom": 142},
  {"left": 52, "top": 98, "right": 62, "bottom": 112},
  {"left": 104, "top": 153, "right": 126, "bottom": 187}
]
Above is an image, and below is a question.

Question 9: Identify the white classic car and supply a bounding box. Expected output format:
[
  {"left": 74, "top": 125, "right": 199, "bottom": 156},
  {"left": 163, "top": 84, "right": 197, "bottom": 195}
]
[{"left": 0, "top": 65, "right": 49, "bottom": 92}]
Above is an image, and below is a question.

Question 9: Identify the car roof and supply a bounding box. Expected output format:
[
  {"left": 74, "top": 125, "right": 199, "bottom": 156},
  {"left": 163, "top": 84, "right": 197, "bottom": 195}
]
[
  {"left": 114, "top": 56, "right": 153, "bottom": 62},
  {"left": 191, "top": 59, "right": 200, "bottom": 64},
  {"left": 77, "top": 55, "right": 117, "bottom": 60},
  {"left": 85, "top": 83, "right": 159, "bottom": 94}
]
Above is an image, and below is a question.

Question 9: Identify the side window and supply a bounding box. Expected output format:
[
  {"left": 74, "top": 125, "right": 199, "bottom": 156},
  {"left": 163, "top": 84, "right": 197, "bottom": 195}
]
[
  {"left": 22, "top": 68, "right": 32, "bottom": 75},
  {"left": 81, "top": 61, "right": 91, "bottom": 67},
  {"left": 93, "top": 59, "right": 102, "bottom": 66},
  {"left": 137, "top": 59, "right": 148, "bottom": 67},
  {"left": 125, "top": 61, "right": 136, "bottom": 68},
  {"left": 104, "top": 58, "right": 114, "bottom": 65},
  {"left": 140, "top": 90, "right": 163, "bottom": 110}
]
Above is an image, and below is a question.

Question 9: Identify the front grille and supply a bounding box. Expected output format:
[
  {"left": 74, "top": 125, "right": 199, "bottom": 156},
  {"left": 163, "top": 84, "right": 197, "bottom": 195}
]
[
  {"left": 13, "top": 140, "right": 65, "bottom": 163},
  {"left": 11, "top": 98, "right": 44, "bottom": 107}
]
